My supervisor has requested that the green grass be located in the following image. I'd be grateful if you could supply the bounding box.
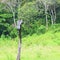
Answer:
[21,46,60,60]
[0,24,60,60]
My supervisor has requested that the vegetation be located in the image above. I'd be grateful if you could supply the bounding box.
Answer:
[0,0,60,60]
[0,25,60,60]
[0,0,60,37]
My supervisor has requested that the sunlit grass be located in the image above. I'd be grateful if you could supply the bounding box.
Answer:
[22,32,60,47]
[0,27,60,60]
[21,46,60,60]
[0,39,18,60]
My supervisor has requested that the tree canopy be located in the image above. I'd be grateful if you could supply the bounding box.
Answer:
[0,0,60,38]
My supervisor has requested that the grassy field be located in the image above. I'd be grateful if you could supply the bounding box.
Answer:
[0,25,60,60]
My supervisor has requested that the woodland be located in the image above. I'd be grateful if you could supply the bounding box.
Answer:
[0,0,60,60]
[0,0,60,38]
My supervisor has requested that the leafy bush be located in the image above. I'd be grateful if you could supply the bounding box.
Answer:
[0,11,17,38]
[50,24,60,33]
[36,25,46,34]
[18,2,45,36]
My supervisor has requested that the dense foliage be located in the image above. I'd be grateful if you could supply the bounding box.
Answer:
[0,0,60,38]
[0,3,18,38]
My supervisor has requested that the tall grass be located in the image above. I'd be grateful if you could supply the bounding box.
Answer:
[0,24,60,60]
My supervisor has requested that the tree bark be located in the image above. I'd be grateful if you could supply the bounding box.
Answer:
[51,9,54,25]
[16,26,21,60]
[45,3,48,29]
[54,5,56,24]
[13,12,16,26]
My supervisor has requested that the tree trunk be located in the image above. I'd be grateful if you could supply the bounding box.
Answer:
[45,3,48,29]
[54,5,56,24]
[16,39,21,60]
[13,12,16,26]
[51,9,54,25]
[16,26,21,60]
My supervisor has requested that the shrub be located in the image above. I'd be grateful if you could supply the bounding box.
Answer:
[36,25,46,34]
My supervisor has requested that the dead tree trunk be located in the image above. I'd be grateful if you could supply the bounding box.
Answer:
[16,26,21,60]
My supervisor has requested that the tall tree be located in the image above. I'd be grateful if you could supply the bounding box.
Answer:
[0,0,22,26]
[36,0,49,29]
[48,0,56,24]
[36,0,57,27]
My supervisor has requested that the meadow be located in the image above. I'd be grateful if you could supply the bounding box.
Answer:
[0,0,60,60]
[0,25,60,60]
